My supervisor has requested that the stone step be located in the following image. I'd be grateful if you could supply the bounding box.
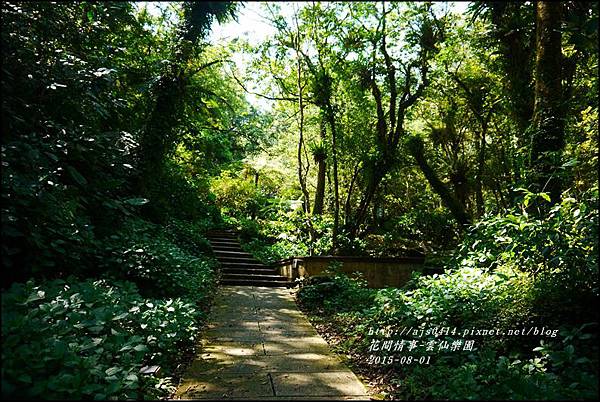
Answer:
[217,257,262,268]
[216,256,260,264]
[210,240,240,247]
[211,242,243,248]
[219,261,266,267]
[207,234,237,238]
[208,233,290,287]
[220,278,290,287]
[221,267,278,275]
[222,273,286,281]
[214,250,253,257]
[208,238,239,244]
[211,246,244,252]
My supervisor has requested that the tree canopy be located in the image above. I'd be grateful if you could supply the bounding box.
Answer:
[1,1,598,400]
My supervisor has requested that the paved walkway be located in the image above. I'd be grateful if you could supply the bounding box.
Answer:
[174,286,369,400]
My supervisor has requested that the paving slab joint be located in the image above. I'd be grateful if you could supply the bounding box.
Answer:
[267,372,276,396]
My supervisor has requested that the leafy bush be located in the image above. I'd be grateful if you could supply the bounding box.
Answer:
[298,262,375,314]
[101,218,218,300]
[1,278,202,400]
[234,207,336,263]
[368,265,533,330]
[142,162,222,224]
[382,208,458,253]
[164,219,213,257]
[210,170,265,218]
[456,189,597,275]
[297,192,599,400]
[454,188,598,326]
[402,332,598,400]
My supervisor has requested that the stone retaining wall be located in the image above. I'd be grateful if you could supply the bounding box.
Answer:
[274,255,425,288]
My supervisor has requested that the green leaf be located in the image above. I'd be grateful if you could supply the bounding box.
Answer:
[67,166,88,185]
[25,290,45,304]
[105,367,122,376]
[112,312,129,321]
[126,374,138,382]
[124,198,149,206]
[17,374,32,383]
[133,344,148,352]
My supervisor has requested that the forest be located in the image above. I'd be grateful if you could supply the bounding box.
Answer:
[1,1,598,400]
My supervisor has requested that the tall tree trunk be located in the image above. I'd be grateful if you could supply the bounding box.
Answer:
[292,11,316,254]
[448,71,493,218]
[294,28,311,215]
[408,136,471,226]
[489,2,535,134]
[343,162,362,227]
[312,118,327,215]
[530,1,564,204]
[475,124,486,218]
[325,102,340,251]
[312,159,326,215]
[350,165,386,237]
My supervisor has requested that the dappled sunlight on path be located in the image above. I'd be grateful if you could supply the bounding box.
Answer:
[174,286,368,400]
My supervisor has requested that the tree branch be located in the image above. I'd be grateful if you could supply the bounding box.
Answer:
[229,68,298,102]
[380,2,397,141]
[189,58,229,75]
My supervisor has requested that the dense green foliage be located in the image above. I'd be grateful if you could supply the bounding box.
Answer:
[2,279,199,399]
[103,218,218,300]
[0,1,245,399]
[297,193,598,399]
[2,1,598,400]
[230,1,598,257]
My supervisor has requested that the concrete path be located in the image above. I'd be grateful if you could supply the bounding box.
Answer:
[174,286,369,400]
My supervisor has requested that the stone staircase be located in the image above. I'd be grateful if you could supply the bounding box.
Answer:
[207,229,290,287]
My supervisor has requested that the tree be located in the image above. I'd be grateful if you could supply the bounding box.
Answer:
[471,2,536,134]
[344,2,444,238]
[406,136,472,226]
[311,135,327,215]
[137,2,236,220]
[529,1,565,204]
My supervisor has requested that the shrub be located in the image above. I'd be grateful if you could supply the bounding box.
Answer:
[384,208,458,252]
[298,262,375,314]
[210,170,264,218]
[163,219,213,257]
[371,266,533,329]
[454,188,598,326]
[402,337,598,400]
[234,208,335,263]
[100,218,218,300]
[1,278,202,400]
[296,191,599,400]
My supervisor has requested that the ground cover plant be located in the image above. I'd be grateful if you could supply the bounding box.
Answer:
[297,191,598,399]
[2,1,598,400]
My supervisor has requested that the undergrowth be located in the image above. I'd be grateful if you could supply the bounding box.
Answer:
[297,191,599,400]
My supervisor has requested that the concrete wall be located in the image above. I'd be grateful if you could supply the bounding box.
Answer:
[276,256,425,288]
